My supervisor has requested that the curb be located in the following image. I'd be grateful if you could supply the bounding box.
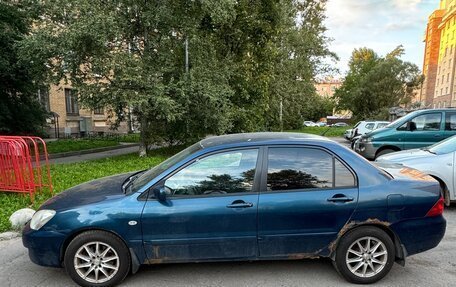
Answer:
[40,143,139,160]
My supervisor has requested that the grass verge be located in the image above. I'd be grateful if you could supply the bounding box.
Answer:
[0,146,183,232]
[45,139,120,154]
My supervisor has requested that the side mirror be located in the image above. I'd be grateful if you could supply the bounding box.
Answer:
[153,187,167,201]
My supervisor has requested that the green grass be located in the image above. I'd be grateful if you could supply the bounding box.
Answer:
[118,133,140,143]
[45,139,120,154]
[0,146,183,232]
[291,126,352,137]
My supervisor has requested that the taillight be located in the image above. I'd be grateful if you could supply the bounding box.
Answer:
[426,196,444,217]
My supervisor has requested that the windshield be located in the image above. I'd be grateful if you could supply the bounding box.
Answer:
[427,135,456,155]
[385,111,419,128]
[127,142,202,194]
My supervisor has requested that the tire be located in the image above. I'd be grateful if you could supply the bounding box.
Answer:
[64,230,131,287]
[375,149,396,159]
[333,226,395,284]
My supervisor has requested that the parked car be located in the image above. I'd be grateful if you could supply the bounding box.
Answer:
[317,121,327,127]
[303,121,318,127]
[376,135,456,206]
[351,134,362,149]
[23,133,445,286]
[345,121,390,140]
[333,122,349,127]
[355,109,456,160]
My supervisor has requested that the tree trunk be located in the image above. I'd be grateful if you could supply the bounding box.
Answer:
[139,114,147,157]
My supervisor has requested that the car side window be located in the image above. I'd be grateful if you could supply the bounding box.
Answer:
[266,147,356,192]
[335,159,356,187]
[365,123,375,130]
[164,149,258,196]
[399,113,442,131]
[445,113,456,131]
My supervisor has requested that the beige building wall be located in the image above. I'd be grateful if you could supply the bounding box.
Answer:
[42,82,130,138]
[314,79,342,98]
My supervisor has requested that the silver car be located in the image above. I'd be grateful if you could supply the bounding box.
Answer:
[376,135,456,206]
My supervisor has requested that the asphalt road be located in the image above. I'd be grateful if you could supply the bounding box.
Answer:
[0,205,455,287]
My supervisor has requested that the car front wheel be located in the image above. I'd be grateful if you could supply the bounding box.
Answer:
[64,230,131,287]
[333,226,395,284]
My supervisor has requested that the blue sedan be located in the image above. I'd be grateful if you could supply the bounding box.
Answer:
[23,133,446,286]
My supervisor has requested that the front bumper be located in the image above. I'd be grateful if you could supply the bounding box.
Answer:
[354,141,378,160]
[391,215,446,257]
[22,223,66,267]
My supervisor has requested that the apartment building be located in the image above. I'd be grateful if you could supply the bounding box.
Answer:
[37,83,131,138]
[314,78,342,98]
[420,0,456,108]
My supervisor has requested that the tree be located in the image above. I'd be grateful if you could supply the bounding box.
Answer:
[335,46,423,121]
[265,0,336,130]
[22,0,333,153]
[0,2,47,135]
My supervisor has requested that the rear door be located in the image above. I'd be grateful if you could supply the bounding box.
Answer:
[257,146,359,257]
[443,111,456,139]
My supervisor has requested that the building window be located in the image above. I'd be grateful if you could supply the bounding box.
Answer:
[94,107,104,115]
[65,88,79,115]
[37,88,50,112]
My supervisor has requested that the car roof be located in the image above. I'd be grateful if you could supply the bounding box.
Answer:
[199,132,330,148]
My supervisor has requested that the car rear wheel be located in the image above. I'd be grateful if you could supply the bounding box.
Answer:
[64,230,131,287]
[333,227,395,284]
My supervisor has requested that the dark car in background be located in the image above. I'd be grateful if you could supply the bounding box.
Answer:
[355,109,456,160]
[23,133,445,286]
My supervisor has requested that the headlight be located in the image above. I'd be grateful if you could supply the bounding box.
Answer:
[361,136,373,143]
[30,210,56,230]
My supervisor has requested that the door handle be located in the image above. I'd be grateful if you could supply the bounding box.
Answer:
[327,195,354,203]
[227,200,253,208]
[434,134,442,137]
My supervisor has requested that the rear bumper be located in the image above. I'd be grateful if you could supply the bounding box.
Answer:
[22,223,66,267]
[391,215,446,257]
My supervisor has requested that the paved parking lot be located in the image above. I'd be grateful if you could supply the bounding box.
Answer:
[1,205,455,287]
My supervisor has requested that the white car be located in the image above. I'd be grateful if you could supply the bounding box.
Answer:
[345,121,390,140]
[303,121,318,127]
[376,135,456,206]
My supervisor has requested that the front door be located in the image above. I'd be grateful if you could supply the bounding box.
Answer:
[258,146,359,257]
[398,112,443,150]
[141,148,261,262]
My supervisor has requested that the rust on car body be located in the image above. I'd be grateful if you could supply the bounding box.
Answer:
[328,218,391,253]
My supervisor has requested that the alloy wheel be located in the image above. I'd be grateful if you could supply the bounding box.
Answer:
[345,236,388,278]
[73,241,120,284]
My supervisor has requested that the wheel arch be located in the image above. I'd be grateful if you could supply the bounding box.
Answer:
[375,145,401,158]
[330,222,406,265]
[59,227,141,273]
[428,174,451,206]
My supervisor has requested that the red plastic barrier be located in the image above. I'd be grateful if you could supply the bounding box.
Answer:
[0,136,53,201]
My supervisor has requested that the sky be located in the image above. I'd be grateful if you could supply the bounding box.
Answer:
[324,0,438,75]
